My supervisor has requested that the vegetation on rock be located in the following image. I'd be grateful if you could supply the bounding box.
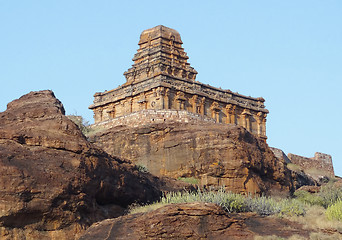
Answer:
[294,182,342,208]
[130,188,306,217]
[326,200,342,221]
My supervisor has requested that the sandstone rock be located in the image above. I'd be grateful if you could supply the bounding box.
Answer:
[79,202,310,240]
[0,91,164,239]
[90,122,293,194]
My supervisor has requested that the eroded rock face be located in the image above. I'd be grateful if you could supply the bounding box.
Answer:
[90,122,293,194]
[79,202,310,240]
[0,91,163,239]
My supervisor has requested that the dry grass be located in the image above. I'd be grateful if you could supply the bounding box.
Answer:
[284,205,342,233]
[254,235,307,240]
[286,163,303,172]
[128,202,165,214]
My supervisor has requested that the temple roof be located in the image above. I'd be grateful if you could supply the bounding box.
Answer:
[138,25,183,45]
[123,25,197,85]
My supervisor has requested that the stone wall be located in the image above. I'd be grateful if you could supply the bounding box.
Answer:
[91,109,216,129]
[287,152,334,177]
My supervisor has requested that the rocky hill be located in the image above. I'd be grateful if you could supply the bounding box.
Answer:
[0,90,179,239]
[1,90,338,240]
[89,121,293,195]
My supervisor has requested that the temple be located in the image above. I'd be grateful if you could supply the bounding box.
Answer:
[89,25,269,140]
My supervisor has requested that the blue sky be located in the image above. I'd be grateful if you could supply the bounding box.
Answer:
[1,1,341,176]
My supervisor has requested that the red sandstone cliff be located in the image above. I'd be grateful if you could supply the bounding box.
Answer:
[90,121,294,195]
[0,91,166,239]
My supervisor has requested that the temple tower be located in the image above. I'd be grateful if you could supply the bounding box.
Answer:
[123,25,198,85]
[89,25,269,140]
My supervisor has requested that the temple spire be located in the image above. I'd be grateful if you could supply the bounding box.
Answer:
[123,25,197,85]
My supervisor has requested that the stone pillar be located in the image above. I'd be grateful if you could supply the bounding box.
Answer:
[256,112,267,139]
[94,109,103,123]
[210,102,221,123]
[241,109,252,131]
[262,117,267,137]
[176,91,186,110]
[225,104,236,124]
[161,87,165,109]
[128,97,133,113]
[256,112,264,136]
[190,95,198,113]
[108,104,116,119]
[200,97,205,115]
[164,88,170,109]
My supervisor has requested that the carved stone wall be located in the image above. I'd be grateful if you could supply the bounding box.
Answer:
[89,25,269,140]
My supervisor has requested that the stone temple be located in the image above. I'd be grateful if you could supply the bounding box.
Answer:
[89,25,269,140]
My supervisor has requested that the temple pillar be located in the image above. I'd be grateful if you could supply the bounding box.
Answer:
[241,109,252,131]
[256,112,267,138]
[200,97,205,115]
[210,102,221,122]
[190,95,198,113]
[128,97,133,113]
[138,92,147,110]
[176,91,186,110]
[94,109,103,123]
[164,88,170,109]
[225,104,236,124]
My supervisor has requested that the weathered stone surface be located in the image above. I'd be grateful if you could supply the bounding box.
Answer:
[89,25,268,140]
[90,121,293,194]
[0,91,164,239]
[288,152,335,178]
[79,202,310,240]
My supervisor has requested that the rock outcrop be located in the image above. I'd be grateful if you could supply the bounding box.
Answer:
[0,91,164,239]
[79,202,310,240]
[90,122,293,194]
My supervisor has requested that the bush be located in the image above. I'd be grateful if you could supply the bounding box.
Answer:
[136,164,149,173]
[319,184,342,208]
[326,200,342,221]
[294,184,342,208]
[67,115,91,136]
[153,188,305,216]
[294,190,324,206]
[177,177,199,185]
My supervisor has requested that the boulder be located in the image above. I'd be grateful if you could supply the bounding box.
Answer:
[90,122,293,194]
[0,91,163,239]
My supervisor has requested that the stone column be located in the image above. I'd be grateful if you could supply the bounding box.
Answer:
[225,104,236,124]
[94,109,103,123]
[256,112,263,136]
[127,97,133,113]
[176,91,186,110]
[241,109,251,131]
[210,102,221,123]
[257,112,267,137]
[164,88,170,109]
[190,95,198,113]
[200,97,205,115]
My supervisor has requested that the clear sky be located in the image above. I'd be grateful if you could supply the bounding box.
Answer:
[1,1,341,176]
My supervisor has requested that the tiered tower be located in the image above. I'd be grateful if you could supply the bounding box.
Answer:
[123,25,198,85]
[89,25,269,140]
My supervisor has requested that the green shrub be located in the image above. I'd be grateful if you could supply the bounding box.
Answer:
[294,190,324,206]
[157,188,305,216]
[67,115,91,136]
[177,177,199,185]
[319,184,342,208]
[294,184,342,208]
[136,164,149,173]
[326,200,342,221]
